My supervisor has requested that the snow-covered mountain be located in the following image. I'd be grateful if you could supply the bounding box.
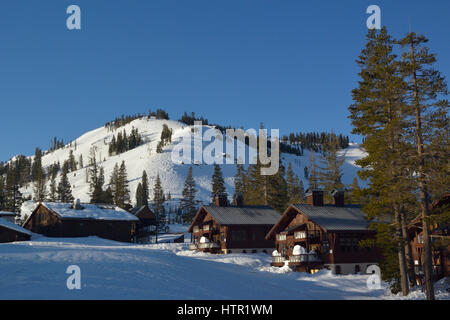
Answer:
[15,117,366,213]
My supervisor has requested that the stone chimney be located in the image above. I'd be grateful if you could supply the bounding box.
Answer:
[306,188,324,206]
[215,193,228,207]
[331,189,345,207]
[235,193,244,207]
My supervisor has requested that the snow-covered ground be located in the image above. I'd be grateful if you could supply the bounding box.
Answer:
[12,117,367,221]
[1,236,447,300]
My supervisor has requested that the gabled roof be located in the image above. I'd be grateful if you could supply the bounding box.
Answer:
[130,205,156,220]
[188,205,280,232]
[32,202,139,222]
[0,218,32,236]
[292,204,369,231]
[266,204,370,239]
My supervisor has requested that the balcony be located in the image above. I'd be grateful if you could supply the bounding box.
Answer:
[294,230,321,243]
[288,254,322,266]
[197,242,220,249]
[271,256,286,267]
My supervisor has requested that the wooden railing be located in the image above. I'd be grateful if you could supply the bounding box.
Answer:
[289,254,322,263]
[197,242,220,249]
[272,256,286,264]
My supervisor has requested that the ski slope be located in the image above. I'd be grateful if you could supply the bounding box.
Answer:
[12,117,367,219]
[0,236,448,300]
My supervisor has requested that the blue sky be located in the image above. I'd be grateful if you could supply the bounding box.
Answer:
[0,0,449,161]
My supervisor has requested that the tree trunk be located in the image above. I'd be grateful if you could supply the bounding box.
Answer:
[400,208,416,287]
[395,208,409,296]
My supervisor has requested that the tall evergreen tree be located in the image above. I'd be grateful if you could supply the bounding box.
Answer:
[57,169,74,203]
[308,151,319,189]
[232,164,245,204]
[211,164,227,202]
[318,139,345,203]
[33,164,47,202]
[141,170,149,206]
[181,167,197,221]
[349,27,412,295]
[398,32,449,300]
[135,183,144,207]
[152,173,166,223]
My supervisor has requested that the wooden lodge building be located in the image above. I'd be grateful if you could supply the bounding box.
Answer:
[130,205,157,244]
[23,200,139,243]
[188,194,280,254]
[266,189,381,274]
[0,217,32,243]
[408,193,450,281]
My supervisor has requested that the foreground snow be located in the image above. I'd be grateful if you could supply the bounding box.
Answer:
[0,237,448,300]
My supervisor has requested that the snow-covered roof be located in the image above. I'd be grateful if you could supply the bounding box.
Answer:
[0,218,32,236]
[0,211,15,216]
[40,202,139,221]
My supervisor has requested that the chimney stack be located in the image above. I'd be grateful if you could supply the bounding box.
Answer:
[331,189,345,207]
[215,193,228,207]
[306,189,324,206]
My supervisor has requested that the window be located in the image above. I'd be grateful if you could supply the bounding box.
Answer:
[355,265,360,274]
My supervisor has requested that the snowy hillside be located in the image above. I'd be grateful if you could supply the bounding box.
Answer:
[14,117,366,217]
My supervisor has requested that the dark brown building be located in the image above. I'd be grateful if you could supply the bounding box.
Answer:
[0,218,31,243]
[23,201,138,243]
[408,193,450,281]
[188,195,279,254]
[266,189,381,274]
[130,205,157,244]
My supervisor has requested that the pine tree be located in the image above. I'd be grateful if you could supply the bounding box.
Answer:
[350,177,361,205]
[232,164,245,204]
[318,139,345,203]
[57,169,74,203]
[181,167,198,221]
[112,161,131,209]
[153,173,166,223]
[398,32,449,300]
[211,164,227,202]
[135,183,144,207]
[349,27,412,295]
[141,170,149,206]
[48,176,58,202]
[32,164,47,202]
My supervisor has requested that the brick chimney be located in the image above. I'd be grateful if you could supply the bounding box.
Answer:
[215,193,228,207]
[235,193,244,207]
[331,189,345,207]
[306,189,324,206]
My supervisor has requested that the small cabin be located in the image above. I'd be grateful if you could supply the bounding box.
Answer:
[0,211,16,223]
[130,205,157,244]
[266,189,381,274]
[188,194,279,254]
[0,218,31,243]
[23,200,139,243]
[408,193,449,281]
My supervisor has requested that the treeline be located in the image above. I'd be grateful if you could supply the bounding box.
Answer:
[104,109,170,131]
[282,132,350,153]
[349,27,449,299]
[108,128,143,156]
